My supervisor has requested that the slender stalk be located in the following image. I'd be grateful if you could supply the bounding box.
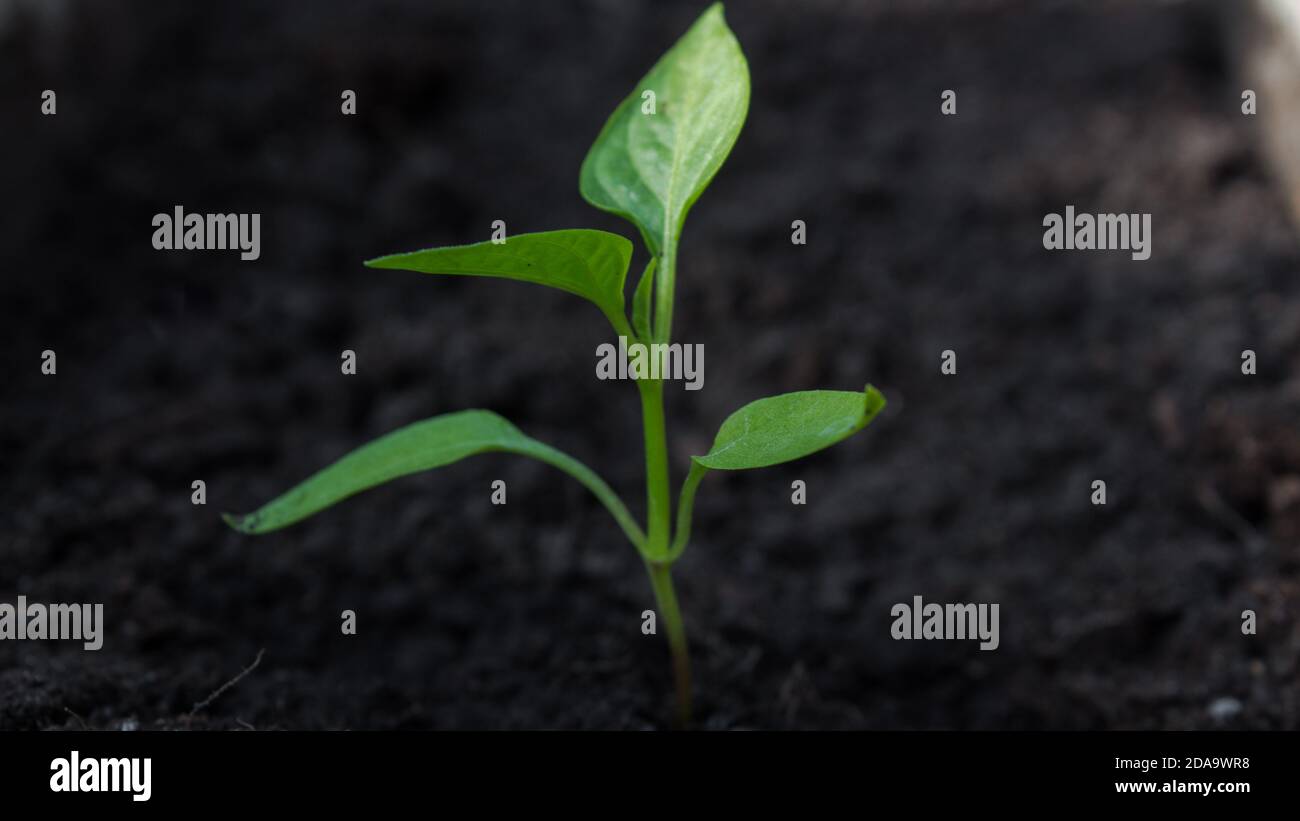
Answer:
[637,240,691,724]
[518,439,646,552]
[653,239,677,343]
[636,368,690,723]
[646,559,691,727]
[602,306,637,344]
[637,378,672,558]
[666,461,707,561]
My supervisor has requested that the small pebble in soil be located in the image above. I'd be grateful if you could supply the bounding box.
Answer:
[1207,697,1243,722]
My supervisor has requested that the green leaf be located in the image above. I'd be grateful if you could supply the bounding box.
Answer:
[693,385,886,471]
[224,410,645,550]
[365,229,634,334]
[632,256,656,341]
[580,2,749,259]
[665,385,886,560]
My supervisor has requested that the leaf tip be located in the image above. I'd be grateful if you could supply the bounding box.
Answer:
[703,2,739,37]
[863,384,887,423]
[222,512,257,534]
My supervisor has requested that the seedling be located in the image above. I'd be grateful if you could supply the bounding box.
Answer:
[224,3,886,726]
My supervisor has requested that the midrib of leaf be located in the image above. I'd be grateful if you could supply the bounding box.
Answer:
[654,84,688,343]
[648,37,739,342]
[330,437,508,489]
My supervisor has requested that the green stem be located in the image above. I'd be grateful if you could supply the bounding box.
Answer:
[666,461,708,561]
[653,238,676,343]
[638,369,689,724]
[519,440,646,552]
[602,306,637,345]
[637,378,672,559]
[638,240,688,724]
[646,559,691,727]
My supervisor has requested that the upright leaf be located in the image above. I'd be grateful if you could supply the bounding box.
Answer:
[631,256,656,341]
[694,385,886,471]
[224,410,645,550]
[365,229,634,334]
[580,2,749,257]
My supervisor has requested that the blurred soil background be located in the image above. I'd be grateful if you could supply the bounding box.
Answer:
[1,0,1298,728]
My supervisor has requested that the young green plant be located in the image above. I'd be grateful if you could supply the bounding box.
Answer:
[224,3,886,726]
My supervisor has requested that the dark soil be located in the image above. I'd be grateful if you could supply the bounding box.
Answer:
[2,0,1298,729]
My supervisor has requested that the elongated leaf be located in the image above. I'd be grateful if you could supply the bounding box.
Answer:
[632,256,656,341]
[694,385,886,470]
[580,3,749,258]
[365,229,633,332]
[223,410,645,549]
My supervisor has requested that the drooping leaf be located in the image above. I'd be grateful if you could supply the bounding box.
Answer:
[365,229,634,333]
[693,385,886,471]
[223,410,645,549]
[580,3,749,258]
